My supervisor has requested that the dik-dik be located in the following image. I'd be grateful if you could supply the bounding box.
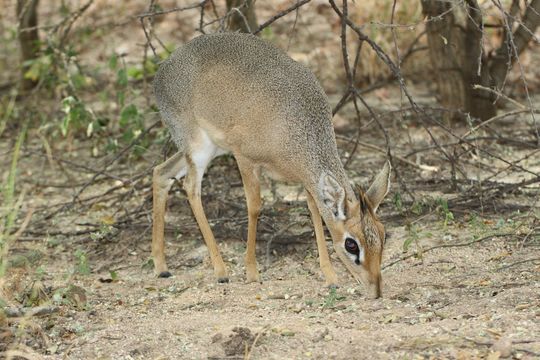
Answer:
[152,33,391,298]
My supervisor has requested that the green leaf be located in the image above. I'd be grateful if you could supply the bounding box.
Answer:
[120,104,138,126]
[109,270,118,281]
[127,66,143,80]
[403,236,413,252]
[117,68,128,87]
[23,61,41,81]
[74,249,90,275]
[393,192,403,211]
[108,53,118,70]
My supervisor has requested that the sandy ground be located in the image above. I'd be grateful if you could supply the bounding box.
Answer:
[29,215,540,359]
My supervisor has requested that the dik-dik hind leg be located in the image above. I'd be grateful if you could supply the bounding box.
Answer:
[152,152,187,278]
[236,157,261,283]
[306,191,339,286]
[184,156,228,282]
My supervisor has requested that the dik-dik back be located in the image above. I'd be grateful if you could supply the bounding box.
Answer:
[153,33,343,185]
[152,33,391,298]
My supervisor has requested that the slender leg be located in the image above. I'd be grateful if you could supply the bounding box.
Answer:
[152,152,187,277]
[306,190,339,286]
[184,156,228,282]
[237,157,261,283]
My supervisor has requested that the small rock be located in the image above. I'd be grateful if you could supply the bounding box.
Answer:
[211,333,223,343]
[281,329,295,336]
[312,327,329,342]
[492,337,512,358]
[487,351,501,360]
[268,293,285,299]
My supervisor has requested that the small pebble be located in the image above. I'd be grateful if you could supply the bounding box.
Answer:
[281,329,295,336]
[268,293,285,300]
[492,337,512,358]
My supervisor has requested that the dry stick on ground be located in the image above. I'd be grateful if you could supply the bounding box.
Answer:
[382,233,516,270]
[245,326,270,360]
[27,149,128,183]
[472,84,528,110]
[335,134,434,171]
[10,207,33,242]
[437,325,540,357]
[67,173,148,212]
[69,120,160,205]
[464,109,540,137]
[40,154,153,221]
[450,177,540,212]
[481,148,540,184]
[497,257,540,271]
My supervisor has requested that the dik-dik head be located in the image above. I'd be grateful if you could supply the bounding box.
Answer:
[320,162,391,298]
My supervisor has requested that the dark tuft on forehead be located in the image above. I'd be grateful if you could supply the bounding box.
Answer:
[355,184,375,216]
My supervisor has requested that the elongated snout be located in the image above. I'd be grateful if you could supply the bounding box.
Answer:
[369,273,382,299]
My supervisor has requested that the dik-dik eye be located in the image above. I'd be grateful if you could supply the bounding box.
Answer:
[345,237,359,255]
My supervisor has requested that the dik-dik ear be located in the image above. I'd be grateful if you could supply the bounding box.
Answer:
[366,161,391,213]
[319,173,345,221]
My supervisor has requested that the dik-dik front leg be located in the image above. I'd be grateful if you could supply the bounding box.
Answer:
[236,157,261,283]
[306,191,339,286]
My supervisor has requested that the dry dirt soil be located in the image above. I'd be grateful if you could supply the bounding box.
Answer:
[4,190,540,360]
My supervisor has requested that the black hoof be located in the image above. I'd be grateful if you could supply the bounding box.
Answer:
[158,271,172,278]
[217,277,229,283]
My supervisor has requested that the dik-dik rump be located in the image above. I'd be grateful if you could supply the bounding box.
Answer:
[151,33,391,298]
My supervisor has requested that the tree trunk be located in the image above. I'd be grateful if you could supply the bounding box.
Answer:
[421,0,496,121]
[489,0,540,89]
[422,0,540,121]
[226,0,258,33]
[17,0,40,91]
